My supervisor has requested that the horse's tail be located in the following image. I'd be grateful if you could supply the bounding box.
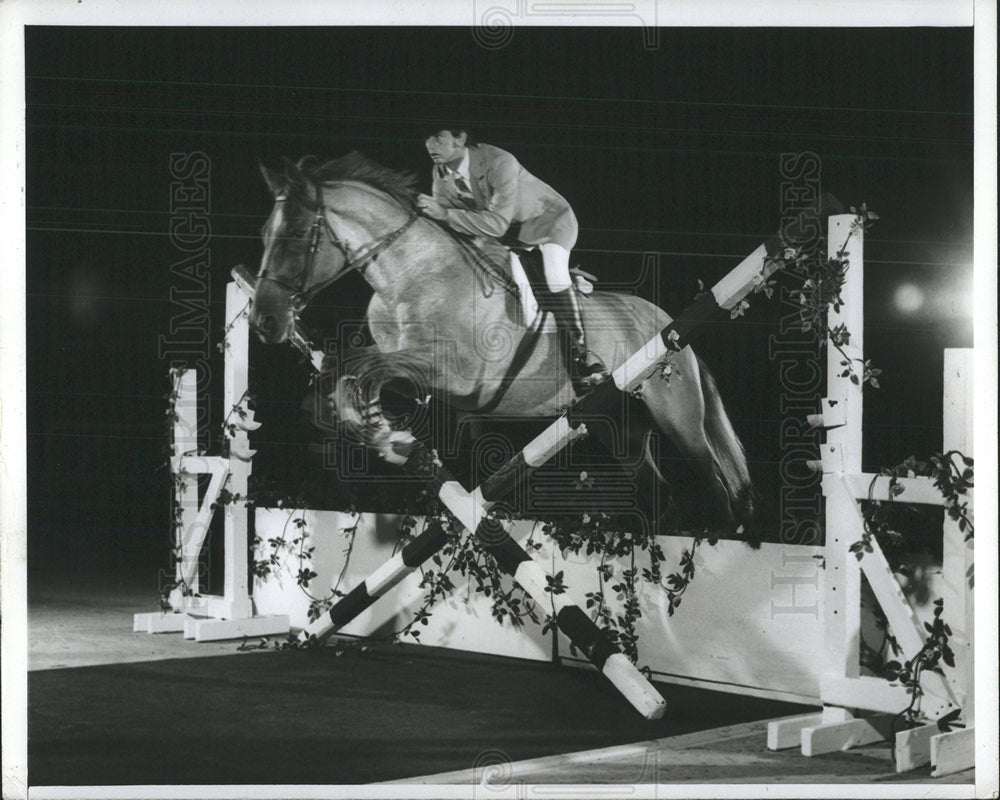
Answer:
[642,428,669,488]
[697,357,756,526]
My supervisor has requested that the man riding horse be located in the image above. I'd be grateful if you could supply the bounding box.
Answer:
[251,151,758,531]
[416,127,608,393]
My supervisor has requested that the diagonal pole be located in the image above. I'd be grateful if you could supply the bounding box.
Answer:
[466,241,786,507]
[300,519,450,639]
[268,239,789,718]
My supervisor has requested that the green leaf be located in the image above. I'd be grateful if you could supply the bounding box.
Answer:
[936,708,962,731]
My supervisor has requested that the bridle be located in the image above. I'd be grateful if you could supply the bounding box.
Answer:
[256,188,419,311]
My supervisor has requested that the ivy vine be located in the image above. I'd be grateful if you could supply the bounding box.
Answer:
[787,204,882,388]
[852,452,975,566]
[161,369,199,608]
[862,596,965,759]
[393,510,545,644]
[853,449,974,731]
[163,204,972,737]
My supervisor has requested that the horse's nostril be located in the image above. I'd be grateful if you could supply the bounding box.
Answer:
[258,315,277,335]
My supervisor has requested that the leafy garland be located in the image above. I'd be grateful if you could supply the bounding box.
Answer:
[250,502,550,649]
[785,204,882,390]
[851,449,974,729]
[393,507,545,643]
[651,206,881,392]
[861,597,966,756]
[253,510,323,606]
[165,206,972,730]
[249,481,721,672]
[161,368,200,609]
[851,452,975,564]
[166,209,880,653]
[540,509,719,667]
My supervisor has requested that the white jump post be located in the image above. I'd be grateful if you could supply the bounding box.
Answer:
[767,217,975,777]
[933,348,975,775]
[169,368,228,601]
[133,214,974,748]
[133,281,291,641]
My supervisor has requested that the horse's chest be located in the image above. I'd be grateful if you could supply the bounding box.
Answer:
[368,300,419,351]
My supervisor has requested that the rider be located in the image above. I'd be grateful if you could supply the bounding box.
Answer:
[416,126,608,392]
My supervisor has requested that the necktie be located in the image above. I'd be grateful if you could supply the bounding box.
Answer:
[453,173,474,203]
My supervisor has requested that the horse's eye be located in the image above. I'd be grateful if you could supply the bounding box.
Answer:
[283,228,305,240]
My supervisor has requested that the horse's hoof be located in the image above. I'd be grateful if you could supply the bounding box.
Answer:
[377,430,418,465]
[571,371,610,396]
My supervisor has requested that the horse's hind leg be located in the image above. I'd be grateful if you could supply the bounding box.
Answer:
[615,398,675,535]
[639,350,739,531]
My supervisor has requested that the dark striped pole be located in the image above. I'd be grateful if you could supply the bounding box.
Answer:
[474,515,668,719]
[298,437,668,718]
[476,242,784,506]
[242,240,787,718]
[299,520,449,642]
[404,445,669,719]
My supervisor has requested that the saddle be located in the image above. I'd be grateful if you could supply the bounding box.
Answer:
[449,229,595,326]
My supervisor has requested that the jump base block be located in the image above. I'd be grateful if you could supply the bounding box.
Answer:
[182,614,290,642]
[132,611,189,634]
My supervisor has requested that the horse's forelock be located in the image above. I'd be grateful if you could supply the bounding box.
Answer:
[273,157,321,209]
[287,151,418,211]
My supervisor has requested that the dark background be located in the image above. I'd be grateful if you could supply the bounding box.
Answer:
[25,26,973,571]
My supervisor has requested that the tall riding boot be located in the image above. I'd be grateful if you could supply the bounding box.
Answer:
[550,288,609,393]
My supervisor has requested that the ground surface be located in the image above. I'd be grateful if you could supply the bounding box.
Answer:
[24,569,977,791]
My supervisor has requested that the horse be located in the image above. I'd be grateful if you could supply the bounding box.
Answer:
[250,153,755,532]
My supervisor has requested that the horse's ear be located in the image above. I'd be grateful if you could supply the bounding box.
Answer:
[260,161,287,197]
[282,156,305,184]
[281,156,315,199]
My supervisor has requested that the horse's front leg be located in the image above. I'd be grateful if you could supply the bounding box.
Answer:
[328,372,421,466]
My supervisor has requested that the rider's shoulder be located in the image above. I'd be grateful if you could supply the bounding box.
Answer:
[473,143,519,170]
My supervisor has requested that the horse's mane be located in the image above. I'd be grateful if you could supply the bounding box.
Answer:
[287,152,419,211]
[274,151,518,298]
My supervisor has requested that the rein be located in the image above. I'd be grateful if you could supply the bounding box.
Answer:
[257,191,418,310]
[257,180,519,312]
[439,223,520,299]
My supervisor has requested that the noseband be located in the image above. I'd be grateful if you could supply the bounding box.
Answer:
[257,191,418,311]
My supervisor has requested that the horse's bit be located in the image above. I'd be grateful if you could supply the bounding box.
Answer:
[257,192,418,311]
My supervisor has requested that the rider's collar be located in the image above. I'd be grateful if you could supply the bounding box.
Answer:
[446,148,471,182]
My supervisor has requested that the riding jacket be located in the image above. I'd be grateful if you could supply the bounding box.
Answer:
[431,143,578,250]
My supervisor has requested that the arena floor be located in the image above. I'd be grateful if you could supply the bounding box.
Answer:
[26,569,976,792]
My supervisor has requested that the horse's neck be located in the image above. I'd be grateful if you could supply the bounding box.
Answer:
[363,216,477,307]
[325,184,521,364]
